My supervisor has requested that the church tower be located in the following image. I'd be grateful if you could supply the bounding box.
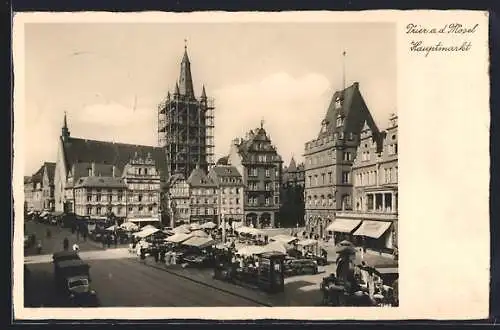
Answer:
[62,111,70,142]
[157,42,215,179]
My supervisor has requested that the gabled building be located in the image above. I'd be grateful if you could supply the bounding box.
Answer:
[227,122,283,228]
[208,165,245,226]
[335,114,398,253]
[303,82,381,239]
[54,113,169,225]
[157,45,215,179]
[167,172,191,227]
[280,157,305,227]
[25,162,57,212]
[187,164,218,224]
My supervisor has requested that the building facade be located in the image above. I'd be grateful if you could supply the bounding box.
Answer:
[122,152,162,224]
[208,165,245,226]
[335,114,398,252]
[187,165,218,224]
[73,176,128,219]
[157,45,215,179]
[25,162,56,212]
[280,157,306,227]
[167,173,191,226]
[303,82,382,239]
[54,113,168,225]
[227,123,283,228]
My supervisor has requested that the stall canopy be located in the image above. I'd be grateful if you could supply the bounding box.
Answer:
[353,221,392,239]
[133,227,159,238]
[182,237,216,249]
[201,221,217,229]
[120,222,139,231]
[172,224,192,234]
[190,229,209,238]
[270,235,299,245]
[326,219,362,233]
[190,223,202,231]
[236,226,263,236]
[105,225,117,231]
[237,245,266,257]
[296,239,318,247]
[141,225,158,231]
[166,233,193,243]
[264,241,287,254]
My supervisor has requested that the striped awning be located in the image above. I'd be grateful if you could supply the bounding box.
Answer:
[353,221,392,239]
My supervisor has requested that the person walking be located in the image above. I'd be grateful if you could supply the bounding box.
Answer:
[114,233,118,248]
[36,240,43,254]
[82,230,87,242]
[63,237,69,251]
[101,236,106,249]
[107,234,111,248]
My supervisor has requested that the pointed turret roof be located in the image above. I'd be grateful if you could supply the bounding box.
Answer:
[174,82,180,95]
[63,111,68,129]
[178,45,194,98]
[288,157,297,172]
[201,85,207,99]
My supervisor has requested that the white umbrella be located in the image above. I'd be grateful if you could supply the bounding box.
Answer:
[120,222,139,231]
[264,241,287,254]
[237,245,266,257]
[190,223,202,231]
[201,221,217,229]
[141,224,157,231]
[172,225,191,234]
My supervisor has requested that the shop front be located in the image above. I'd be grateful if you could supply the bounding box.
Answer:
[325,219,362,245]
[352,220,394,252]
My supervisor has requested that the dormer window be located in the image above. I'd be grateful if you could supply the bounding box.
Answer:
[335,96,342,109]
[336,114,344,127]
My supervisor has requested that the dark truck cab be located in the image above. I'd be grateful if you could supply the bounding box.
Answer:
[52,251,98,306]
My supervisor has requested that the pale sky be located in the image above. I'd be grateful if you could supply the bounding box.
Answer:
[23,22,396,176]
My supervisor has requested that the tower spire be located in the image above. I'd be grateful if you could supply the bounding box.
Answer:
[179,39,194,97]
[62,111,70,142]
[342,50,346,90]
[201,85,207,100]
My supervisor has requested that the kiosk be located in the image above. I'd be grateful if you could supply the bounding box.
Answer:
[257,251,286,293]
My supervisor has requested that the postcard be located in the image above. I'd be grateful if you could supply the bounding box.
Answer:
[12,10,490,320]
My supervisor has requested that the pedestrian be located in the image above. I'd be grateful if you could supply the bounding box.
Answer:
[83,230,87,242]
[63,237,69,251]
[101,236,106,249]
[46,228,51,239]
[153,247,159,263]
[140,247,146,263]
[107,235,111,248]
[36,240,42,254]
[76,229,80,241]
[114,234,118,248]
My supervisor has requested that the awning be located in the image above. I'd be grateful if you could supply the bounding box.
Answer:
[133,228,159,238]
[326,219,362,233]
[141,225,158,231]
[166,233,193,243]
[237,245,266,256]
[182,237,216,249]
[269,235,299,244]
[353,221,392,239]
[201,221,217,229]
[120,222,139,231]
[171,224,191,234]
[263,241,287,254]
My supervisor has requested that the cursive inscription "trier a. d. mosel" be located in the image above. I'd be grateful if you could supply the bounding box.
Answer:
[406,23,479,34]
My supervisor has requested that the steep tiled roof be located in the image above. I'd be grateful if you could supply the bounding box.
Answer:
[187,166,216,187]
[209,165,241,178]
[287,157,297,172]
[216,156,229,165]
[321,82,380,138]
[32,165,44,185]
[236,127,281,163]
[24,176,32,184]
[44,162,56,183]
[70,162,118,182]
[74,176,127,189]
[61,137,168,182]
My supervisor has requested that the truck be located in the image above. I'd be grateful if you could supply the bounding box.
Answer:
[52,251,98,306]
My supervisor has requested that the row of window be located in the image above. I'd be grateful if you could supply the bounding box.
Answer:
[247,182,275,191]
[248,168,279,178]
[78,205,157,216]
[307,171,351,186]
[247,196,279,206]
[78,193,159,203]
[221,187,241,194]
[191,188,216,195]
[354,166,398,186]
[127,183,161,191]
[191,198,217,205]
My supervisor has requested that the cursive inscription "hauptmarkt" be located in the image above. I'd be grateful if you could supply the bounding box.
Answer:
[406,23,478,57]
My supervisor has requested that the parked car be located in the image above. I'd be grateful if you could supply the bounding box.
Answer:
[284,258,319,276]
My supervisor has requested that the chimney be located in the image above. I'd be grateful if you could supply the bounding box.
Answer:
[91,162,96,176]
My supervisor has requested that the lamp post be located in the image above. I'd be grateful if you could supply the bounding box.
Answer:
[221,212,226,243]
